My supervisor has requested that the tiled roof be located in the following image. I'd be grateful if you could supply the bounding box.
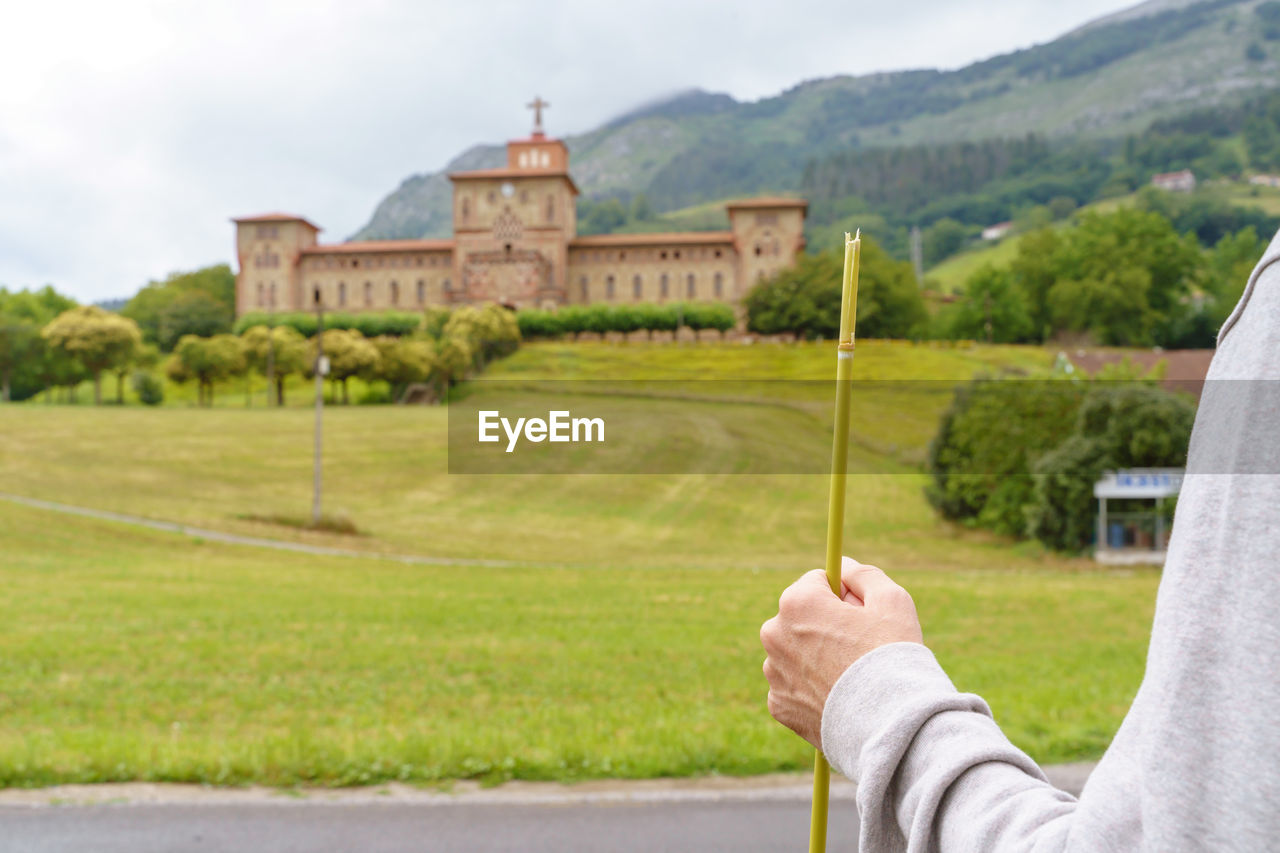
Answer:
[569,231,735,248]
[232,212,322,230]
[724,197,808,210]
[300,239,454,255]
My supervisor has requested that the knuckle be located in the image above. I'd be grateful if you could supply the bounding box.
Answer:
[885,584,916,611]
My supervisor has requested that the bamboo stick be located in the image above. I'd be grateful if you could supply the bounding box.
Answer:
[809,229,861,853]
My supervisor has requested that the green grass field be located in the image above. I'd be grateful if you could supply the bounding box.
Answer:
[0,340,1159,785]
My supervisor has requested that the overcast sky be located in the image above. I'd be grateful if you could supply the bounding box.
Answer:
[0,0,1143,303]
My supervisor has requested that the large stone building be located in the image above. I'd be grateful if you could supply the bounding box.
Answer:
[232,102,807,317]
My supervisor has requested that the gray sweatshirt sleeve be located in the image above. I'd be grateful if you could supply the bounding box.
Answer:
[820,228,1280,853]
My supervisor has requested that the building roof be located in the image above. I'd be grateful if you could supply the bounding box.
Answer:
[724,196,808,210]
[299,239,454,255]
[232,212,321,230]
[1152,169,1195,181]
[448,167,580,194]
[569,231,736,249]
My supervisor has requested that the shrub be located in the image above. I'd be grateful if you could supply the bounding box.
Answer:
[1025,385,1195,551]
[517,309,565,339]
[926,378,1088,536]
[130,369,165,406]
[234,311,422,338]
[558,306,590,340]
[683,303,736,338]
[636,304,678,338]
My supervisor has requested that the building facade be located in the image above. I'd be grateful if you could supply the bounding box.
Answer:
[232,111,807,317]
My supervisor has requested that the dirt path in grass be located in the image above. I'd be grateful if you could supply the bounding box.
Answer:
[0,492,524,569]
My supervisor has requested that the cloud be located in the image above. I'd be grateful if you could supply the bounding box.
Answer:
[0,0,1135,302]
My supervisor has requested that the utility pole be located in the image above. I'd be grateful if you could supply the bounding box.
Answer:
[312,289,326,526]
[910,225,924,287]
[984,291,994,344]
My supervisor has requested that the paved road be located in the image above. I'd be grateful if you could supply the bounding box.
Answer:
[0,765,1094,853]
[1,798,860,853]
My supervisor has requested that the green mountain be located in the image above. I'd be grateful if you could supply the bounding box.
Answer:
[352,0,1279,241]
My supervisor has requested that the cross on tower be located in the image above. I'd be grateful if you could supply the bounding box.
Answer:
[527,96,550,135]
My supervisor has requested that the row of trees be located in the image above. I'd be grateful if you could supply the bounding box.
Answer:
[0,297,520,407]
[167,303,520,406]
[516,302,736,340]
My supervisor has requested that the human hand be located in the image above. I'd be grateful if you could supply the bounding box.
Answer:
[760,557,924,749]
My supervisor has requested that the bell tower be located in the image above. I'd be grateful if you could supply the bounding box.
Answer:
[448,98,579,308]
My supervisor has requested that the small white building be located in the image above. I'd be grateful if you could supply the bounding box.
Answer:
[1249,174,1280,189]
[1151,169,1196,192]
[1094,468,1183,565]
[981,221,1014,241]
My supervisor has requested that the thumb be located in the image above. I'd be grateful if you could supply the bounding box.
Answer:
[803,567,841,595]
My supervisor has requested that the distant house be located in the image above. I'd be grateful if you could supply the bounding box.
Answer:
[981,221,1014,241]
[1249,174,1280,189]
[1151,169,1196,192]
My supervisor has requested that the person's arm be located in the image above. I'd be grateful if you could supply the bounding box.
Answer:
[761,560,1078,852]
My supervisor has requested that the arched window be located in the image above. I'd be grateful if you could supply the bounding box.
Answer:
[256,282,264,304]
[269,282,277,307]
[461,197,470,223]
[546,195,555,223]
[606,275,615,300]
[364,281,373,306]
[660,274,669,299]
[390,280,399,305]
[580,276,589,301]
[687,274,696,298]
[714,272,724,298]
[313,285,322,306]
[416,279,425,304]
[338,282,347,306]
[633,275,642,300]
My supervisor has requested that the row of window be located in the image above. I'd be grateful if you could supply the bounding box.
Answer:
[254,225,280,239]
[582,272,725,302]
[574,247,727,264]
[305,278,453,309]
[254,252,282,269]
[306,254,448,271]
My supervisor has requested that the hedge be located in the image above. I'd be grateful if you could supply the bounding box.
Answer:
[516,302,737,340]
[233,311,423,338]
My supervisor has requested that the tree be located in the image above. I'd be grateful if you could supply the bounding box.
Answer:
[1026,384,1195,551]
[157,290,234,350]
[309,329,379,404]
[123,265,235,350]
[630,193,653,222]
[371,336,434,402]
[0,315,40,402]
[112,341,159,404]
[42,306,143,405]
[922,218,971,267]
[241,325,307,405]
[169,334,246,406]
[745,236,926,340]
[1205,226,1269,331]
[429,333,473,398]
[948,265,1034,343]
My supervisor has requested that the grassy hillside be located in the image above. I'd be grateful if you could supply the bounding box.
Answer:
[3,341,1053,571]
[353,0,1278,241]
